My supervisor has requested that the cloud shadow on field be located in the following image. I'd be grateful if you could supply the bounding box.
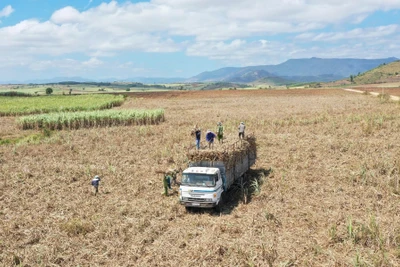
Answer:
[185,167,272,216]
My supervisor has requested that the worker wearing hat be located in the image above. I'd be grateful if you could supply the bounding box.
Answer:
[91,175,101,195]
[238,122,245,140]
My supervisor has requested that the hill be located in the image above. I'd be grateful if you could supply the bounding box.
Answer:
[353,60,400,84]
[217,69,293,85]
[188,57,398,83]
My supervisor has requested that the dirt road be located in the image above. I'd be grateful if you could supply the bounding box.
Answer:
[344,88,400,101]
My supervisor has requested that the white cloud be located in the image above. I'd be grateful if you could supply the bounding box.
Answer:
[0,57,150,80]
[187,39,299,65]
[28,59,78,72]
[296,25,400,42]
[2,1,400,55]
[0,5,14,17]
[186,34,400,67]
[82,57,103,67]
[154,0,400,26]
[51,6,82,24]
[2,0,399,57]
[0,0,400,78]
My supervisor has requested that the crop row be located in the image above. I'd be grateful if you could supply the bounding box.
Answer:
[0,94,125,116]
[18,109,165,130]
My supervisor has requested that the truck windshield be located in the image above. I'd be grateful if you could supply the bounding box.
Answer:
[181,173,216,187]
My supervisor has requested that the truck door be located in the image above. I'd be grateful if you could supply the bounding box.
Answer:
[216,171,223,197]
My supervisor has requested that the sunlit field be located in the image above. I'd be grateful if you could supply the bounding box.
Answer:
[1,89,400,266]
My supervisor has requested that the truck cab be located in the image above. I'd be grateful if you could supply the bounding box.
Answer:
[179,167,224,208]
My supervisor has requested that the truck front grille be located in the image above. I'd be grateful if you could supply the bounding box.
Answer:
[188,198,207,202]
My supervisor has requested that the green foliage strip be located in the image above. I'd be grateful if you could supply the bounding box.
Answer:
[0,94,125,116]
[18,109,165,130]
[0,91,33,97]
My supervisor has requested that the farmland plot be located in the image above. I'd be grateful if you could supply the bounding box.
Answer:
[0,89,399,266]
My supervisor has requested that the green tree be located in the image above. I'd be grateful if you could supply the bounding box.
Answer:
[46,87,53,95]
[350,75,354,83]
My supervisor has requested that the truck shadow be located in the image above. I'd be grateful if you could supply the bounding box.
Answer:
[185,167,272,216]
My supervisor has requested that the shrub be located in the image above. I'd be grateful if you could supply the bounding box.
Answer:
[60,219,95,236]
[46,87,53,95]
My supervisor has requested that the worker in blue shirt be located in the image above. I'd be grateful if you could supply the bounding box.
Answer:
[205,130,217,149]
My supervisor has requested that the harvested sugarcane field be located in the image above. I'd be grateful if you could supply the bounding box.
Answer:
[1,88,400,266]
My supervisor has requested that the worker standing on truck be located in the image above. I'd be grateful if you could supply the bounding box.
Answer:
[91,175,101,196]
[238,122,245,139]
[191,125,201,150]
[217,122,224,144]
[163,172,172,196]
[205,130,217,149]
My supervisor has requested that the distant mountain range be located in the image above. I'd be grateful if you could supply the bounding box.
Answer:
[188,57,399,84]
[1,57,398,85]
[0,76,185,85]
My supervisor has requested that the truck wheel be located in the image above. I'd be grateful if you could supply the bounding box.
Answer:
[215,192,225,212]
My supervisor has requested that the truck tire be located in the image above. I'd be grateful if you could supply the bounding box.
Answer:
[215,192,225,212]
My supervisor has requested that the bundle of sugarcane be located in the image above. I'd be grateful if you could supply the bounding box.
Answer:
[187,135,256,166]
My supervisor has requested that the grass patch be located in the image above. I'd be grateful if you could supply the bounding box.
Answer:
[60,219,95,236]
[0,128,56,146]
[347,216,383,248]
[378,93,391,103]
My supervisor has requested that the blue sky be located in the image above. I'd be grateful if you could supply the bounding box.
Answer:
[0,0,399,82]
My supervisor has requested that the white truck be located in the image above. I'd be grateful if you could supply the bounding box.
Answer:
[179,135,256,209]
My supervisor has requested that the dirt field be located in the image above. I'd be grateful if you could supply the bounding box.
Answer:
[1,89,400,266]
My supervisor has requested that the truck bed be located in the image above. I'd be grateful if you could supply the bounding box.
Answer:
[187,135,256,190]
